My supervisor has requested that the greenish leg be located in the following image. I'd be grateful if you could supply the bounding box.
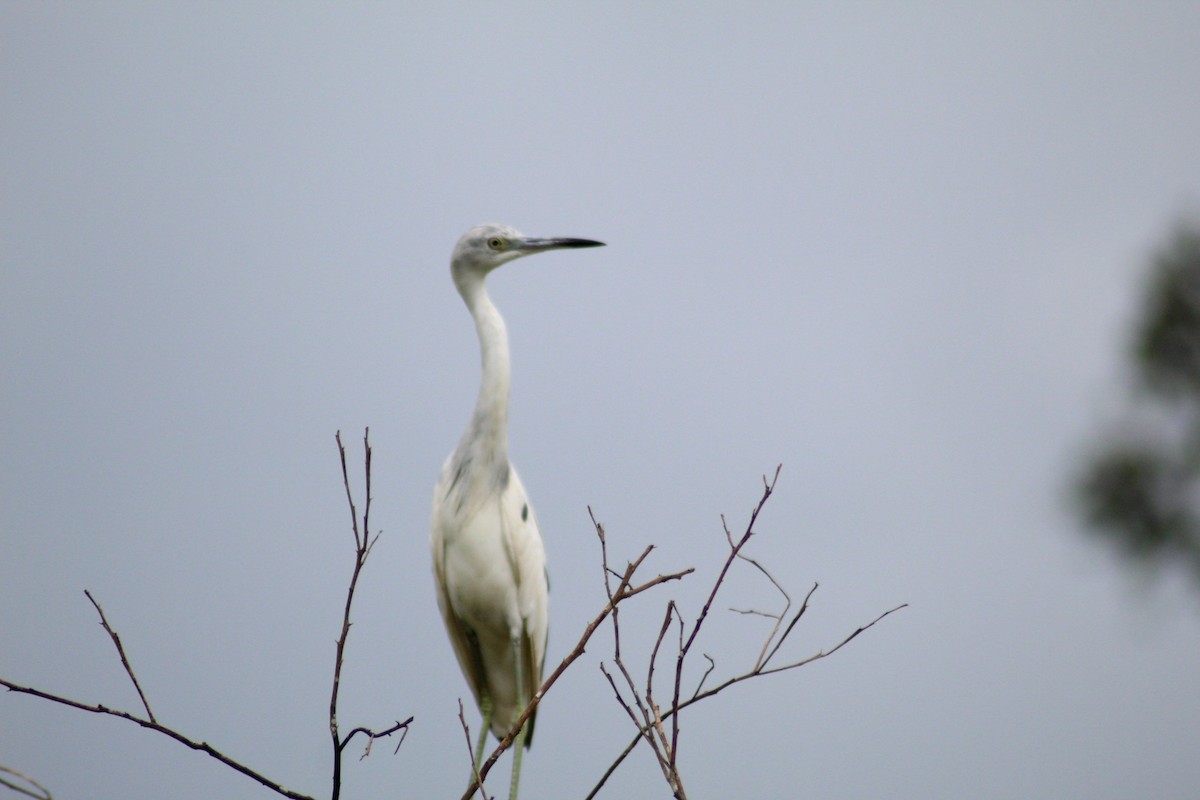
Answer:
[509,713,528,800]
[509,638,528,800]
[474,692,493,773]
[466,630,492,791]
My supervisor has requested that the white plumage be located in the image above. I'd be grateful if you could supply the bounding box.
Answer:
[430,223,604,800]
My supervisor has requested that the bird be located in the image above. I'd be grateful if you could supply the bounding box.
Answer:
[431,223,605,800]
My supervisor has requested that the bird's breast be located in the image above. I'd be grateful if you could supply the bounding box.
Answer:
[439,508,519,627]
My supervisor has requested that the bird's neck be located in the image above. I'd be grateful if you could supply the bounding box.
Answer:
[459,279,511,470]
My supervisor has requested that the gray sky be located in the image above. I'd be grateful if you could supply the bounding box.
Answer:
[4,4,1200,799]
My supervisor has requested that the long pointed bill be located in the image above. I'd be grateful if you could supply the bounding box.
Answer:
[516,237,606,253]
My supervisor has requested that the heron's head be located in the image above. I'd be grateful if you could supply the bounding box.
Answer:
[451,223,605,288]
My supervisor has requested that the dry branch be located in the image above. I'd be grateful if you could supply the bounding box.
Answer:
[1,428,408,800]
[586,467,907,799]
[329,429,403,800]
[2,442,902,800]
[457,699,490,800]
[83,590,155,722]
[0,766,51,800]
[457,515,693,800]
[0,677,315,800]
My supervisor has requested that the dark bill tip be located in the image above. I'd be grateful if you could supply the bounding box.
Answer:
[521,237,606,251]
[554,237,606,248]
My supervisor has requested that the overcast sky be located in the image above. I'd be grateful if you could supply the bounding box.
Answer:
[4,4,1200,799]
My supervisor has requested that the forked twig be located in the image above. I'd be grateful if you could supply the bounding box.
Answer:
[691,654,716,701]
[588,592,906,798]
[341,717,413,760]
[0,766,52,800]
[0,677,316,800]
[729,551,792,670]
[586,467,907,799]
[457,699,489,800]
[458,514,693,800]
[330,429,409,799]
[1,428,410,800]
[83,590,155,723]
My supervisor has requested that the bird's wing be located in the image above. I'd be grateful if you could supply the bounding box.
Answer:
[431,483,488,711]
[520,625,540,745]
[501,467,550,746]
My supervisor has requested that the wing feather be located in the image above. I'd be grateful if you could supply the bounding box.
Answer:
[431,487,488,711]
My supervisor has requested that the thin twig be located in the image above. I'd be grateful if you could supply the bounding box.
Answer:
[0,678,315,800]
[0,765,51,800]
[681,466,780,660]
[597,516,689,799]
[458,515,691,800]
[340,717,413,760]
[599,515,672,786]
[586,730,640,800]
[731,552,791,670]
[330,431,360,800]
[643,601,685,795]
[729,607,782,623]
[0,428,409,800]
[668,606,685,786]
[83,590,155,723]
[457,699,488,800]
[329,429,404,800]
[761,582,819,669]
[336,430,361,551]
[592,507,623,665]
[691,654,716,701]
[599,663,667,774]
[645,601,676,712]
[752,603,908,678]
[666,468,780,796]
[586,467,907,800]
[585,599,907,799]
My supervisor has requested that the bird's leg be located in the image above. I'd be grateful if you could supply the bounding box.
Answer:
[474,690,493,772]
[509,634,528,800]
[509,713,528,800]
[465,629,493,777]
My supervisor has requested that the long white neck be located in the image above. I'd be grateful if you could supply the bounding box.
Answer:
[456,275,511,473]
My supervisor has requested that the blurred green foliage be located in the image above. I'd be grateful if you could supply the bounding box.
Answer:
[1077,223,1200,584]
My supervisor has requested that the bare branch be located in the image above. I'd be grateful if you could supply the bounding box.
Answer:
[458,511,691,800]
[668,606,685,783]
[729,607,781,619]
[82,590,155,723]
[753,603,908,678]
[681,465,780,660]
[646,601,676,707]
[585,733,639,800]
[0,678,315,800]
[691,654,716,701]
[0,765,51,800]
[457,700,489,800]
[621,568,697,600]
[329,429,408,800]
[340,717,413,760]
[599,663,662,766]
[761,582,819,669]
[335,430,360,551]
[1,429,408,800]
[730,552,791,671]
[596,510,679,793]
[587,467,906,800]
[587,597,907,798]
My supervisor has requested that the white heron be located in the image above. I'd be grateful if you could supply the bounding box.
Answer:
[431,223,604,799]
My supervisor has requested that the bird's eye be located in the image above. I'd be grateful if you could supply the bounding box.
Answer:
[487,237,504,250]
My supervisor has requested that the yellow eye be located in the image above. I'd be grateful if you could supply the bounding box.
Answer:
[487,237,504,250]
